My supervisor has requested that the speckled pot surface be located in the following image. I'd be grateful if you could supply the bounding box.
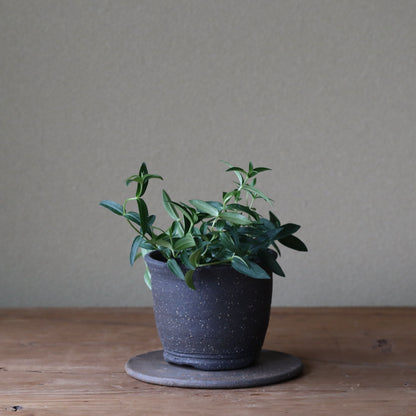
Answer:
[145,251,273,371]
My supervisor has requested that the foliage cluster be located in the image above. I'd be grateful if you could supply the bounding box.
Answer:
[100,162,307,289]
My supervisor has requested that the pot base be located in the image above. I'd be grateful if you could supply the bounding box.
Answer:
[163,349,256,371]
[125,350,302,389]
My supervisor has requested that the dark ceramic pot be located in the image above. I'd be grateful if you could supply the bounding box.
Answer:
[145,251,273,371]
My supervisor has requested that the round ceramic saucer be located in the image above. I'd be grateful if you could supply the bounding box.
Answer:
[125,350,302,389]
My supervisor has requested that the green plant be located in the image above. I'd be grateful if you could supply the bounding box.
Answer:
[100,161,307,289]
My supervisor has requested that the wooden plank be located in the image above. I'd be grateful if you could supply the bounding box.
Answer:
[0,308,415,415]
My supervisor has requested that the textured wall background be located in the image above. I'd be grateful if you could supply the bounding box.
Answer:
[1,0,415,307]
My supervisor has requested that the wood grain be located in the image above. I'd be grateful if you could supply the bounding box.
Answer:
[0,308,414,415]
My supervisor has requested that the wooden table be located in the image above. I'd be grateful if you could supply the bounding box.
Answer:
[0,308,414,415]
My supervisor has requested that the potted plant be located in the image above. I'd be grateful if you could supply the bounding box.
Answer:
[100,161,307,371]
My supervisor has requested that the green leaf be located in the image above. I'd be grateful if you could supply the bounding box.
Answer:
[206,201,223,211]
[221,161,244,183]
[278,235,308,251]
[125,175,140,186]
[277,223,301,239]
[180,252,193,269]
[189,248,202,268]
[140,173,163,196]
[162,190,180,220]
[130,237,155,265]
[227,203,260,220]
[99,200,124,216]
[258,250,285,277]
[269,211,281,227]
[171,221,185,238]
[137,198,149,234]
[223,191,237,205]
[189,199,219,217]
[152,234,173,250]
[138,162,149,195]
[220,211,251,225]
[130,235,143,266]
[199,222,210,235]
[144,267,152,289]
[272,241,281,257]
[167,258,185,280]
[243,184,273,203]
[136,180,144,198]
[169,201,195,224]
[148,215,156,227]
[253,167,271,173]
[139,162,148,176]
[219,232,235,251]
[232,255,248,267]
[142,174,163,181]
[185,269,196,290]
[174,234,196,251]
[124,211,141,225]
[134,251,143,262]
[226,166,246,174]
[231,258,271,279]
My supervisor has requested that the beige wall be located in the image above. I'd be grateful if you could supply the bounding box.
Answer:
[1,0,415,307]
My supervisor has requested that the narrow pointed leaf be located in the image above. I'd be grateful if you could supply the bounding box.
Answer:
[180,252,193,269]
[189,199,219,217]
[99,200,124,216]
[226,167,246,174]
[243,184,273,203]
[185,269,196,290]
[148,215,156,227]
[153,235,172,250]
[278,235,308,251]
[138,162,149,195]
[144,267,152,289]
[269,211,281,227]
[130,236,154,265]
[139,162,148,176]
[272,241,281,257]
[206,201,223,211]
[125,175,141,186]
[276,223,301,239]
[222,161,244,184]
[136,180,144,198]
[140,174,163,197]
[258,250,285,277]
[189,248,202,268]
[219,232,235,251]
[226,168,244,185]
[231,255,248,268]
[169,201,194,224]
[253,167,271,173]
[142,174,163,181]
[124,211,141,225]
[171,220,185,238]
[174,234,196,251]
[223,191,237,205]
[220,211,251,225]
[167,258,185,280]
[137,198,149,234]
[227,203,260,220]
[130,236,142,265]
[232,259,271,279]
[162,190,180,220]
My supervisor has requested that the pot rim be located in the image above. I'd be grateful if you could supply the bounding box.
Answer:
[144,250,234,272]
[144,249,276,272]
